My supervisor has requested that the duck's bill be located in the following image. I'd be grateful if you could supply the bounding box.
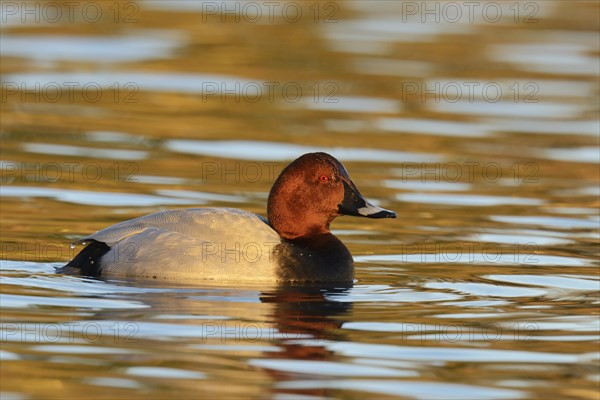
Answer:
[339,181,397,219]
[355,201,396,218]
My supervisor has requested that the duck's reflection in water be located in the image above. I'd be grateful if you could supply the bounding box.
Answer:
[260,284,352,355]
[88,278,353,397]
[257,285,353,398]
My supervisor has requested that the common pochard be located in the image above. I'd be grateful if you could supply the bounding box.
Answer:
[59,152,396,282]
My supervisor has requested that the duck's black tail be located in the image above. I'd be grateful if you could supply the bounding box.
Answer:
[56,240,110,277]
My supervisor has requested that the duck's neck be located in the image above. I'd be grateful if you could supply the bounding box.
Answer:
[269,212,332,240]
[267,188,333,240]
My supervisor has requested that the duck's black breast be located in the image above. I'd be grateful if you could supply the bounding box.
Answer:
[274,233,354,283]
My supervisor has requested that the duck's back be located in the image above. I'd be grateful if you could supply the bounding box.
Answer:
[60,208,282,282]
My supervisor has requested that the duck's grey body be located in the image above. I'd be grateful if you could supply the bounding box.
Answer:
[59,207,356,282]
[61,208,283,281]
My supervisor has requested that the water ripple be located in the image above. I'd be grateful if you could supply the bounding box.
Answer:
[166,139,442,163]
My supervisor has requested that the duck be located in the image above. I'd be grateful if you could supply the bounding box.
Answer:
[58,152,396,283]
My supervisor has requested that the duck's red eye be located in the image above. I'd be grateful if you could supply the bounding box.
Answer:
[319,175,329,183]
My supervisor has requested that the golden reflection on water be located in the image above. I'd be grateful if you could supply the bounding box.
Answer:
[1,1,599,399]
